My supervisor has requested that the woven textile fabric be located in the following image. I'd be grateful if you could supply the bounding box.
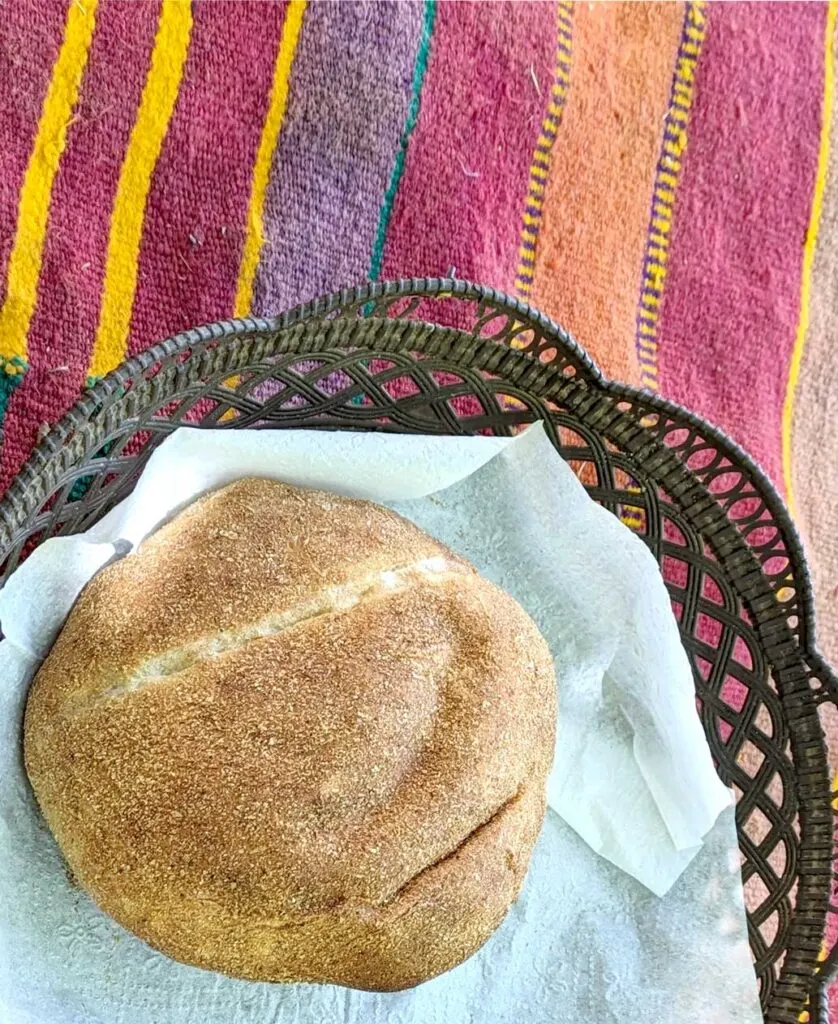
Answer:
[0,0,836,1010]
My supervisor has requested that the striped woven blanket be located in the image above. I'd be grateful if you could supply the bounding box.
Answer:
[0,0,836,1008]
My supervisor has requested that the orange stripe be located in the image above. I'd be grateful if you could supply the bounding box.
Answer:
[531,1,685,386]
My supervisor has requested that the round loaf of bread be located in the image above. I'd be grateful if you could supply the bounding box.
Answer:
[24,478,556,990]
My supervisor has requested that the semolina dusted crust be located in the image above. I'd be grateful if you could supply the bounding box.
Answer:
[24,478,556,990]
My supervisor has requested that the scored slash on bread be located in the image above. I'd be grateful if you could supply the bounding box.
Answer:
[24,479,556,990]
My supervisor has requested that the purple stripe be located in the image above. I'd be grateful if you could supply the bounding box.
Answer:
[252,0,423,314]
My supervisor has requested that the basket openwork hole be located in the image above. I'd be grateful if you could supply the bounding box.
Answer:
[766,834,793,882]
[745,523,782,551]
[707,469,746,500]
[700,573,725,606]
[752,705,776,743]
[670,598,685,624]
[445,395,487,422]
[382,375,421,399]
[281,393,313,412]
[762,554,791,580]
[743,805,774,847]
[696,611,724,650]
[495,392,527,415]
[508,327,535,352]
[760,909,781,952]
[475,311,516,340]
[314,368,354,397]
[662,425,692,449]
[430,369,465,389]
[663,553,689,589]
[556,424,589,451]
[727,494,765,522]
[745,872,772,916]
[612,466,640,494]
[738,738,767,780]
[662,518,688,548]
[568,459,600,487]
[288,359,325,377]
[722,674,748,714]
[732,635,755,672]
[693,654,712,682]
[763,769,785,812]
[685,445,722,472]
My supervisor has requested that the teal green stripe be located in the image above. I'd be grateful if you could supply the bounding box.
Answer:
[0,359,25,429]
[368,0,437,281]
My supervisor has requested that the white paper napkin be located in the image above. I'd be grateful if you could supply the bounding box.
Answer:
[0,424,759,1024]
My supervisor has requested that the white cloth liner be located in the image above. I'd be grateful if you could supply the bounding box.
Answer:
[0,424,760,1023]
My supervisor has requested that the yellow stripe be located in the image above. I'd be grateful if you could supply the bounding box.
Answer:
[88,0,192,379]
[234,0,307,316]
[783,0,837,515]
[0,0,98,366]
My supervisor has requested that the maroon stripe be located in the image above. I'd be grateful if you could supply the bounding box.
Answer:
[128,0,288,353]
[0,0,67,307]
[0,2,161,495]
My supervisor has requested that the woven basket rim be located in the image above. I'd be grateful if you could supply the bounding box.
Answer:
[2,277,828,668]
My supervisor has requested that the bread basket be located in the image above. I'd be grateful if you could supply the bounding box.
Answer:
[0,279,835,1024]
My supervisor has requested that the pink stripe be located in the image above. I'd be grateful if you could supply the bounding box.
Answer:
[657,2,825,491]
[128,0,287,353]
[0,2,161,494]
[380,0,554,292]
[0,1,66,306]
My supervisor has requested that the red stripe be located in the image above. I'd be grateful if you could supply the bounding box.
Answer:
[0,2,161,496]
[0,0,67,306]
[380,0,554,295]
[127,0,288,354]
[657,2,825,490]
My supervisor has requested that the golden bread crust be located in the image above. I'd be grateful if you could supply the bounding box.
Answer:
[24,479,556,989]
